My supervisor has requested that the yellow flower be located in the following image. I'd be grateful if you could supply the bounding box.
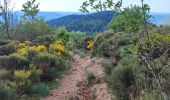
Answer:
[14,70,31,79]
[36,45,47,52]
[29,46,36,50]
[50,42,65,53]
[53,44,65,53]
[14,70,31,86]
[87,39,94,49]
[17,47,29,56]
[18,43,26,48]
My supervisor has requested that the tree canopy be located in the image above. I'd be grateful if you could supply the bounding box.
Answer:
[22,0,40,21]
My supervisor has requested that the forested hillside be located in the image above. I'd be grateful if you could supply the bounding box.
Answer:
[14,11,83,21]
[47,11,116,33]
[150,13,170,24]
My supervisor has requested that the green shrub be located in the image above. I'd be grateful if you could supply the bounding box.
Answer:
[33,53,70,81]
[33,35,55,47]
[87,73,96,85]
[54,27,71,46]
[33,54,60,81]
[0,43,16,55]
[0,69,10,80]
[108,6,145,32]
[101,60,112,75]
[70,31,87,49]
[20,94,40,100]
[0,40,10,46]
[115,46,131,58]
[26,49,38,61]
[136,91,167,100]
[117,36,137,46]
[107,55,138,100]
[33,54,58,70]
[91,31,139,58]
[35,83,49,96]
[0,55,29,70]
[14,19,54,41]
[91,31,116,57]
[29,65,42,83]
[0,80,14,100]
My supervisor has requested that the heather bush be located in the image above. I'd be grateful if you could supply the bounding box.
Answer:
[91,31,138,57]
[0,69,10,80]
[0,54,29,70]
[0,43,17,55]
[0,80,15,100]
[33,54,58,70]
[35,83,49,96]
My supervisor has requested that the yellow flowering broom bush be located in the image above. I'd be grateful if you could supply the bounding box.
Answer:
[49,41,66,56]
[36,45,47,52]
[16,44,47,56]
[14,70,31,87]
[86,39,94,49]
[18,43,26,48]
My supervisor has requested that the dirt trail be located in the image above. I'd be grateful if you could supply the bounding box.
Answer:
[42,55,112,100]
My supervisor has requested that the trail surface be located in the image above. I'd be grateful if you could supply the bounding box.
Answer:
[42,55,112,100]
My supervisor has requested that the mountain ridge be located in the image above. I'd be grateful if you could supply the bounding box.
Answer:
[47,11,116,33]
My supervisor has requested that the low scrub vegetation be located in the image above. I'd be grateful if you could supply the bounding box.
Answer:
[0,0,169,99]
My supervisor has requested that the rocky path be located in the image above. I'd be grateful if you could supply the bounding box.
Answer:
[42,55,112,100]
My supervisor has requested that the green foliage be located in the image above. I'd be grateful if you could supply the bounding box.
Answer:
[0,69,10,80]
[0,43,17,56]
[80,0,115,13]
[14,19,53,41]
[108,6,146,32]
[0,40,10,46]
[29,65,42,83]
[22,0,40,21]
[101,60,112,75]
[35,83,49,96]
[0,54,29,70]
[87,73,96,85]
[98,30,170,99]
[0,80,14,100]
[91,31,138,57]
[91,31,116,57]
[48,11,115,33]
[55,27,71,45]
[33,53,69,81]
[33,35,55,47]
[153,26,170,35]
[136,91,168,100]
[14,70,31,88]
[33,54,58,70]
[70,31,87,49]
[25,49,38,61]
[115,46,131,58]
[105,55,139,100]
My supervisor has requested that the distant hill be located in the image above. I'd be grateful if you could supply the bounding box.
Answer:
[150,13,170,25]
[14,11,83,21]
[155,16,170,26]
[47,11,116,33]
[12,11,170,28]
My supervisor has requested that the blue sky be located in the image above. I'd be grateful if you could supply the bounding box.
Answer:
[13,0,170,13]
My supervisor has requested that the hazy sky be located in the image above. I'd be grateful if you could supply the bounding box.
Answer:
[12,0,170,13]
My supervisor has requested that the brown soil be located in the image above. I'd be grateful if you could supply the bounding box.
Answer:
[42,55,112,100]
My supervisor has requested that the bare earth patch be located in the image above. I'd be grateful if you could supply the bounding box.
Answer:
[42,55,112,100]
